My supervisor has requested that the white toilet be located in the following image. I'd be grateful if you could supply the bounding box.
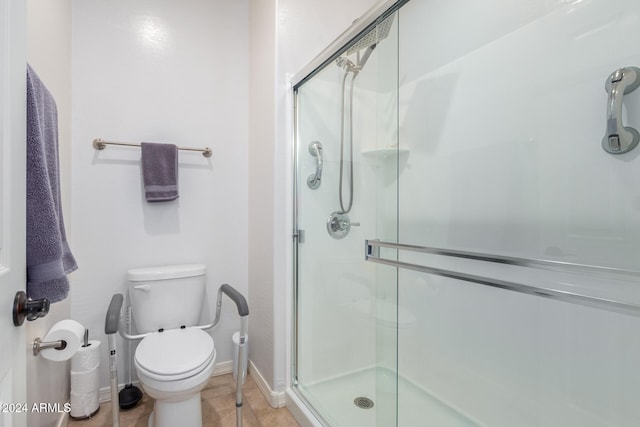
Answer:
[127,264,216,427]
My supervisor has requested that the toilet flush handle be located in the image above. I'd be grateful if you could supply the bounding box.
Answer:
[133,285,151,292]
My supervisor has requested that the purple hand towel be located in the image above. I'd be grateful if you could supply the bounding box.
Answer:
[141,142,179,202]
[26,64,77,303]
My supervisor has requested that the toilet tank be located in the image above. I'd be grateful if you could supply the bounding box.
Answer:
[127,264,206,333]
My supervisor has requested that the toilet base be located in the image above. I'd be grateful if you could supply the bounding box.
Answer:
[147,393,202,427]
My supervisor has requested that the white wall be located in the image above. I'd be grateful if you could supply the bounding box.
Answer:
[248,0,277,398]
[25,1,72,426]
[70,0,249,392]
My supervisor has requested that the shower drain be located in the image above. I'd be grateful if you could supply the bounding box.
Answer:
[354,397,374,409]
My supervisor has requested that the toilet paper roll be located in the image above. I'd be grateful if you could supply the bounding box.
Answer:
[71,367,100,394]
[71,340,101,372]
[70,389,99,418]
[40,319,85,362]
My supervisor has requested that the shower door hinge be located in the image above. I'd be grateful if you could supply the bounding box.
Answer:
[294,229,305,244]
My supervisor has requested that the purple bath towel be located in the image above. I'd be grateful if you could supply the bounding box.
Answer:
[141,142,179,202]
[26,64,77,303]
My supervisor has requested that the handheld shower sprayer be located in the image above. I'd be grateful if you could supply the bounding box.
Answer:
[357,44,377,69]
[329,14,395,236]
[336,44,376,76]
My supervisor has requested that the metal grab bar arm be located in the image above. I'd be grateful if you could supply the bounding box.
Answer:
[220,284,250,317]
[119,327,152,341]
[104,294,123,427]
[196,283,248,427]
[236,316,249,427]
[195,284,249,332]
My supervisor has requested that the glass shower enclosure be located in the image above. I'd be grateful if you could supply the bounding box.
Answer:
[292,0,640,426]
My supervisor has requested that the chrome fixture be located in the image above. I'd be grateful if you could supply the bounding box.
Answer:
[602,67,640,154]
[93,138,213,158]
[327,211,360,239]
[307,141,323,190]
[32,337,67,356]
[345,14,395,56]
[334,14,395,215]
[13,290,50,326]
[365,240,640,318]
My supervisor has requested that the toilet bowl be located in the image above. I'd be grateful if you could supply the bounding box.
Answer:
[126,264,214,427]
[134,328,216,427]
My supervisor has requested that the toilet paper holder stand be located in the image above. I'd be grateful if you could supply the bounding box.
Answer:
[32,337,67,356]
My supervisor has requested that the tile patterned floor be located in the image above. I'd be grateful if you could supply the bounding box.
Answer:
[67,373,300,427]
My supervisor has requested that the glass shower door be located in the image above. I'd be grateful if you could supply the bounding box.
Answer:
[293,12,400,427]
[388,0,640,426]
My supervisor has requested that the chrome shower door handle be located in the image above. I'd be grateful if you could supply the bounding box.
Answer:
[307,141,323,189]
[602,67,640,154]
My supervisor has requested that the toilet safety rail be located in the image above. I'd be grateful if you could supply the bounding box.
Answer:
[365,239,640,318]
[105,284,249,427]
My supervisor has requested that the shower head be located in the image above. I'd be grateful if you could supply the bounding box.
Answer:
[346,14,395,56]
[336,14,394,73]
[336,15,394,75]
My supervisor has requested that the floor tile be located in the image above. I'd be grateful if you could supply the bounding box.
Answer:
[67,373,300,427]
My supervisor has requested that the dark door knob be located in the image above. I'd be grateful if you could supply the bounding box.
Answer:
[13,291,50,326]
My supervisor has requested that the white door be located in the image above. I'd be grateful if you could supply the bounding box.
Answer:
[0,1,27,426]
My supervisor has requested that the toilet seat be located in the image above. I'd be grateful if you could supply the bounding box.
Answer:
[135,328,214,382]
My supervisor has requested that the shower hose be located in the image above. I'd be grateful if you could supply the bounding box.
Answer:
[339,69,357,214]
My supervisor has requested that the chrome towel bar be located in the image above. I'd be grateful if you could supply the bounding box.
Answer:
[365,240,640,277]
[365,239,640,318]
[93,138,213,158]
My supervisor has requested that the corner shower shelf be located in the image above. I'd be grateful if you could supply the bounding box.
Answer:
[361,148,409,161]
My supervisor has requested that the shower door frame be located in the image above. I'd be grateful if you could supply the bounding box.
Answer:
[290,1,407,424]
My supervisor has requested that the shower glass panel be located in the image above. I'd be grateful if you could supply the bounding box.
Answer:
[293,12,400,427]
[395,0,640,426]
[293,0,640,426]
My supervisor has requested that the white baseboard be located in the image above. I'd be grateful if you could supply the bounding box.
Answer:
[99,360,235,403]
[212,360,233,376]
[56,412,69,427]
[248,360,286,408]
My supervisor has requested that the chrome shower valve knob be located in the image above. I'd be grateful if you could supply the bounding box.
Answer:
[327,211,359,239]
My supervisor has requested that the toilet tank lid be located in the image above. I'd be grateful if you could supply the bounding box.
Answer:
[127,264,206,282]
